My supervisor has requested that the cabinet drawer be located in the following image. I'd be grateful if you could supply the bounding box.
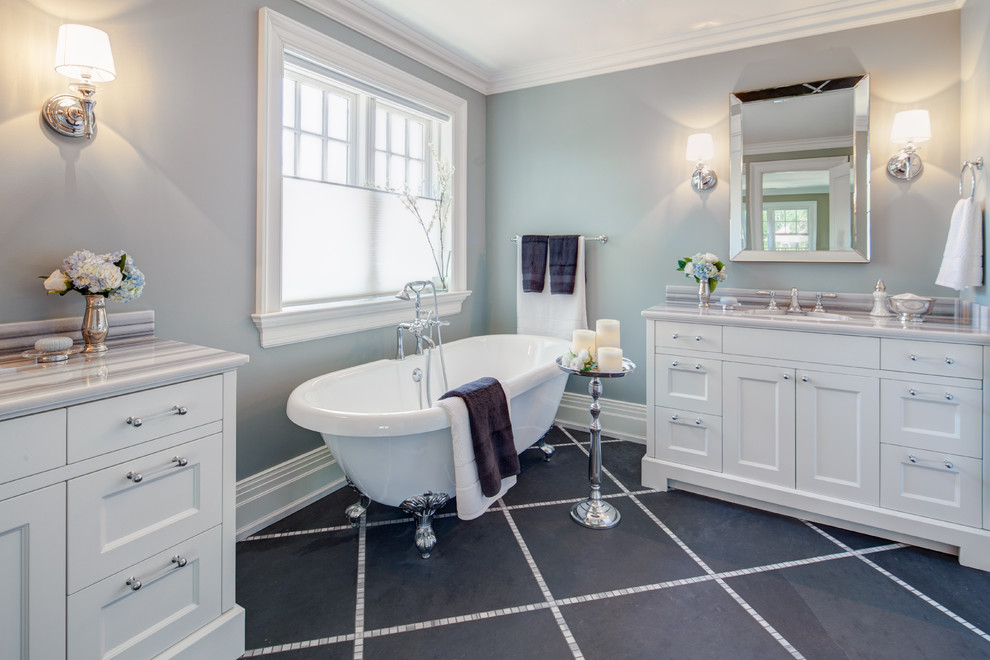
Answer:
[881,339,982,379]
[880,379,982,458]
[67,375,223,462]
[654,321,722,353]
[723,327,879,368]
[655,354,722,415]
[0,409,66,484]
[67,434,222,594]
[67,525,222,660]
[653,406,722,471]
[880,445,982,527]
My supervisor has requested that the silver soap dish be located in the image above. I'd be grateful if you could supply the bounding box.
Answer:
[889,293,935,323]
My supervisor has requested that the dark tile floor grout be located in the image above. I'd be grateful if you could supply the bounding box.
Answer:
[237,426,990,659]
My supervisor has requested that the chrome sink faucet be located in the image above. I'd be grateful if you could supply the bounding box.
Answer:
[787,287,803,313]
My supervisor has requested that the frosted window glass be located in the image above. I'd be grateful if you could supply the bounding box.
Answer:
[375,108,387,150]
[328,94,349,140]
[283,79,296,128]
[408,160,424,196]
[389,155,407,190]
[409,121,424,159]
[298,134,322,180]
[300,83,323,134]
[390,115,406,155]
[282,129,295,177]
[326,141,348,184]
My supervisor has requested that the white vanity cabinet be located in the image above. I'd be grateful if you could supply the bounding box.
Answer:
[0,338,248,659]
[643,306,990,571]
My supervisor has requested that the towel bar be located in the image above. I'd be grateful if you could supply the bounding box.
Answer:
[510,234,608,244]
[959,157,983,199]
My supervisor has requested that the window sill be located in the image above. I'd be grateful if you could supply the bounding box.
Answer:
[251,290,472,348]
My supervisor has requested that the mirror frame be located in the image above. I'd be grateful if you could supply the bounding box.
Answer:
[728,74,870,262]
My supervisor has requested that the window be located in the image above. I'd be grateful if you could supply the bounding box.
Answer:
[254,9,469,347]
[762,201,817,251]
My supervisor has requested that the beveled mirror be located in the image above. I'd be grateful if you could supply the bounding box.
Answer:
[729,75,870,262]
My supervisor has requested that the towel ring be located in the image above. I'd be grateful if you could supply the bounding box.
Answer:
[959,157,983,199]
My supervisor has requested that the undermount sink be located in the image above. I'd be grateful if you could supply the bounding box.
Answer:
[735,309,852,322]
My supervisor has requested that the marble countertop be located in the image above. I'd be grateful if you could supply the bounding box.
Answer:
[0,337,249,421]
[643,303,990,344]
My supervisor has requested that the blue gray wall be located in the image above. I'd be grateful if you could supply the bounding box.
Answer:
[962,0,990,308]
[487,11,965,405]
[0,0,488,478]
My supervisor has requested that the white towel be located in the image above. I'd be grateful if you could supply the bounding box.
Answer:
[436,392,516,520]
[936,198,984,290]
[516,237,588,339]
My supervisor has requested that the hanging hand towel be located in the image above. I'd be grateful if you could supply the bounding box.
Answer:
[936,197,984,290]
[548,235,579,294]
[516,236,588,339]
[520,235,549,292]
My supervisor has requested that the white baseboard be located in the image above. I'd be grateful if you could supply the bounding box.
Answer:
[235,445,346,540]
[554,392,647,444]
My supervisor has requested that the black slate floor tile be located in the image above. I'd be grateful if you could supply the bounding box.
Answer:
[254,641,354,658]
[254,487,358,535]
[561,580,794,660]
[509,500,703,599]
[812,521,897,550]
[237,531,357,648]
[726,555,990,659]
[868,545,990,635]
[362,511,546,630]
[501,443,622,506]
[636,490,841,572]
[362,608,574,659]
[600,438,650,491]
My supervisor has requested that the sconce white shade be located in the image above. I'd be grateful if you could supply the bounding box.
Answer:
[890,109,930,144]
[685,133,715,162]
[54,24,116,82]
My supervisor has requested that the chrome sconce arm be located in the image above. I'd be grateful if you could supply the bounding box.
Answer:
[41,24,116,140]
[43,82,99,139]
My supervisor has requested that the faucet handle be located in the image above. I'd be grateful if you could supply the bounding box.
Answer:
[812,292,838,313]
[757,290,778,310]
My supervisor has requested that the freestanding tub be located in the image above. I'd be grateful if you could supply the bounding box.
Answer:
[286,334,569,555]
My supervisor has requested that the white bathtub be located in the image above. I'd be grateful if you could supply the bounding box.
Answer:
[286,334,570,508]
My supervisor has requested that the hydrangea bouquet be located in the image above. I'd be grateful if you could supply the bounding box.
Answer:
[42,250,145,302]
[677,252,727,292]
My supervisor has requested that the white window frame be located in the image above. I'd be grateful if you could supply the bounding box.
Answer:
[254,8,469,348]
[762,201,817,251]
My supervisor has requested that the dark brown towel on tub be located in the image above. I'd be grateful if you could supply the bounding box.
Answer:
[521,235,549,292]
[439,377,518,497]
[549,235,579,294]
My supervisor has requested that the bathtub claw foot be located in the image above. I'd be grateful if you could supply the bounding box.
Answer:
[536,432,555,462]
[345,478,372,526]
[400,491,450,558]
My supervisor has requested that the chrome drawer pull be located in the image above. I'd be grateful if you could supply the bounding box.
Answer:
[909,389,917,396]
[945,392,954,401]
[695,418,703,425]
[672,360,678,366]
[669,414,704,428]
[125,456,189,484]
[945,357,954,365]
[695,336,702,342]
[909,455,917,463]
[783,374,791,380]
[672,333,679,339]
[909,354,918,361]
[671,414,678,420]
[801,376,809,382]
[125,555,189,591]
[944,460,954,469]
[126,405,189,428]
[907,454,955,470]
[694,364,702,370]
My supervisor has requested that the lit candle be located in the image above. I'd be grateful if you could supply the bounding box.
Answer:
[571,329,596,359]
[596,319,620,349]
[597,347,623,372]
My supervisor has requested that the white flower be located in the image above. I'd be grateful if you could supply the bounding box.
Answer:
[578,348,591,362]
[684,262,695,276]
[43,269,71,294]
[704,252,718,263]
[569,358,583,370]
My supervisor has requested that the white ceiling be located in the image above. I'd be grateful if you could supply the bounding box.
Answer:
[298,0,963,94]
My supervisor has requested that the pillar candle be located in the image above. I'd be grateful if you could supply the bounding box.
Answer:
[571,329,596,358]
[597,347,623,372]
[596,319,620,349]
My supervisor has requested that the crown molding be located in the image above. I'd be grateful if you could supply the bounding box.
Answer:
[293,0,963,95]
[292,0,491,94]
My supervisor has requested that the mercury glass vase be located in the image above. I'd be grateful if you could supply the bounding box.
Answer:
[81,294,109,353]
[698,279,711,309]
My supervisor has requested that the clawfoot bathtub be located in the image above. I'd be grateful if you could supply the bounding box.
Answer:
[287,334,569,556]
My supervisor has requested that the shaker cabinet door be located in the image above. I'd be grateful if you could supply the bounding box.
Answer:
[723,362,795,487]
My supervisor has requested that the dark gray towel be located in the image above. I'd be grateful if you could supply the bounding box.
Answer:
[549,235,579,294]
[521,235,549,292]
[440,377,518,497]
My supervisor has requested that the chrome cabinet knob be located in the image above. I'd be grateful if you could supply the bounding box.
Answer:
[671,414,678,421]
[694,364,702,370]
[783,374,791,380]
[909,455,918,463]
[125,471,143,483]
[909,354,918,361]
[909,389,917,396]
[945,392,954,401]
[672,333,679,339]
[944,460,954,469]
[801,376,809,382]
[126,577,142,591]
[945,357,954,365]
[694,336,702,342]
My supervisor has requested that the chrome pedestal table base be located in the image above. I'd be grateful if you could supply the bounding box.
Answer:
[557,357,636,529]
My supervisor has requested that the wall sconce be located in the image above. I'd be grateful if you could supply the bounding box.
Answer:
[41,24,116,140]
[887,109,930,180]
[686,133,717,191]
